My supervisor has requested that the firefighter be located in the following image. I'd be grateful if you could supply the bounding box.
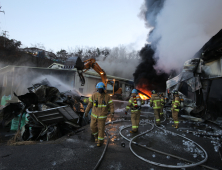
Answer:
[125,89,144,133]
[171,90,180,129]
[159,93,165,118]
[84,82,114,147]
[83,98,89,104]
[150,90,161,126]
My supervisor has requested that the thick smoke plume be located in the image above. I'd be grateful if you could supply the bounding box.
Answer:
[140,0,222,72]
[134,45,168,92]
[134,0,222,93]
[97,46,140,79]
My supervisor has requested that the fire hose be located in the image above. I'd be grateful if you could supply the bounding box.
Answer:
[94,113,217,170]
[125,115,216,170]
[93,119,131,170]
[126,125,215,169]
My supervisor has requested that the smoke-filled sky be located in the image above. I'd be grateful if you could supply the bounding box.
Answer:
[140,0,222,73]
[0,0,147,52]
[1,0,222,80]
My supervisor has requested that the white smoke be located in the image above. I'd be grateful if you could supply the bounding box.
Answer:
[143,0,222,72]
[31,75,81,96]
[96,46,140,80]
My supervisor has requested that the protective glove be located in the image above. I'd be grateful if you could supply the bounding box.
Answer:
[125,111,127,115]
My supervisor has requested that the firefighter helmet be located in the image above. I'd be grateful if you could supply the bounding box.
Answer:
[96,82,106,90]
[151,90,156,94]
[131,89,138,94]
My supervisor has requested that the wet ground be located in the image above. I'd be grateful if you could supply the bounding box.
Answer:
[0,101,222,170]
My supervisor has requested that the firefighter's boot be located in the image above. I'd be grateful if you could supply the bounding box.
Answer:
[97,140,103,147]
[130,129,138,133]
[156,121,160,126]
[94,134,98,142]
[174,124,179,129]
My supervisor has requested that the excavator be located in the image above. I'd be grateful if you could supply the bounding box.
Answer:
[64,56,122,96]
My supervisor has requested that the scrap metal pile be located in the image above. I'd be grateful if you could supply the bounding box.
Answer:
[0,79,88,142]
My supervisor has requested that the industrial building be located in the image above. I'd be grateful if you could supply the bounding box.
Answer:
[0,64,134,103]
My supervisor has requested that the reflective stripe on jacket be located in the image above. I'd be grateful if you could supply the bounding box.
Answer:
[85,92,114,117]
[150,94,161,109]
[125,94,144,112]
[171,96,180,112]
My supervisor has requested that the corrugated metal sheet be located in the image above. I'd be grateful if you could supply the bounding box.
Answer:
[201,57,222,79]
[166,72,194,89]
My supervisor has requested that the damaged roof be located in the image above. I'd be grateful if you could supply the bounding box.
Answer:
[194,29,222,62]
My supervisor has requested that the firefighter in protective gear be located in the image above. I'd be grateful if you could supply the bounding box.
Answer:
[171,90,180,129]
[159,93,165,118]
[125,89,144,133]
[150,90,162,126]
[85,82,114,147]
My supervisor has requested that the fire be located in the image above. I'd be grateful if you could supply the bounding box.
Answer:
[139,93,149,100]
[136,87,152,100]
[136,80,152,100]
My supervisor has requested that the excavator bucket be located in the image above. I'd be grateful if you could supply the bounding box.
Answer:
[64,56,84,70]
[64,56,85,86]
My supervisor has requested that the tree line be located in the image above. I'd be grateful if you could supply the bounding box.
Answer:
[0,35,140,67]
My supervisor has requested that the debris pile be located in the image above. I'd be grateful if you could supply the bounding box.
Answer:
[0,79,89,144]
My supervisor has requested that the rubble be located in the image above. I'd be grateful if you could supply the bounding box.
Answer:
[0,78,89,144]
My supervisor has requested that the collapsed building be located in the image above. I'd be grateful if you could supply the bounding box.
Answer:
[166,29,222,121]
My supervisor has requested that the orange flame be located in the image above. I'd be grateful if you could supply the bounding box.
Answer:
[137,87,152,100]
[139,93,149,100]
[136,78,152,100]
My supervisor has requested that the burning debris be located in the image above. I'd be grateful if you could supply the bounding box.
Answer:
[0,79,88,144]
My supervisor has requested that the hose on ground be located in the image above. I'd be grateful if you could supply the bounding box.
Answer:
[93,119,131,170]
[128,127,214,169]
[93,131,109,170]
[94,112,216,170]
[119,119,215,169]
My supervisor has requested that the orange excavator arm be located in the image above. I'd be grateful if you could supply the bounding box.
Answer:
[82,58,107,86]
[64,56,122,95]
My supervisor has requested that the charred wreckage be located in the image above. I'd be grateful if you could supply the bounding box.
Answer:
[166,29,222,122]
[0,79,88,142]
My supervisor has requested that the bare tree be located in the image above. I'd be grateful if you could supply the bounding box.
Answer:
[30,43,45,50]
